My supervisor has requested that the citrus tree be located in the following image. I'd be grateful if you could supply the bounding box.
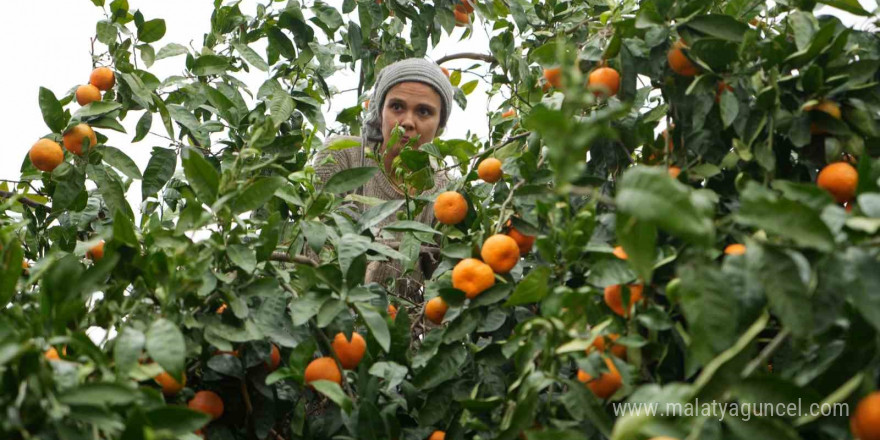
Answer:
[3,0,880,439]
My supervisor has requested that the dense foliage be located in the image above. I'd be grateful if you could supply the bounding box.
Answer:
[2,0,880,439]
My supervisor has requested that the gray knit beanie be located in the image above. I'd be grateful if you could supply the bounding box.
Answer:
[361,58,456,155]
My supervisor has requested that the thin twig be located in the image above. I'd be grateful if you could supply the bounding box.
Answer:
[436,52,497,64]
[495,154,545,234]
[742,328,790,378]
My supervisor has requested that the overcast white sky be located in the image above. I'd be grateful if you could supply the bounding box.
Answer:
[0,0,876,211]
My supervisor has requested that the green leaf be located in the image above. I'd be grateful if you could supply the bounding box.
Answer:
[191,55,230,76]
[616,166,714,246]
[719,89,738,129]
[327,138,360,151]
[138,44,155,67]
[355,303,390,352]
[505,266,551,306]
[114,327,145,377]
[59,383,138,406]
[89,116,126,133]
[156,42,188,60]
[679,263,743,363]
[311,1,344,32]
[269,93,295,127]
[311,380,353,413]
[227,244,256,273]
[75,101,122,118]
[443,308,482,342]
[846,248,880,332]
[96,20,117,45]
[181,148,219,205]
[368,361,408,390]
[0,240,24,306]
[461,80,478,95]
[735,183,834,252]
[616,212,657,284]
[412,344,468,389]
[142,147,176,200]
[132,111,152,142]
[113,208,139,248]
[87,164,134,220]
[323,167,378,194]
[232,177,286,214]
[817,0,872,15]
[356,199,405,233]
[232,42,269,71]
[101,146,142,180]
[683,14,748,42]
[754,246,812,337]
[38,87,65,133]
[137,18,166,43]
[383,221,439,235]
[145,407,211,434]
[145,319,186,380]
[724,413,800,440]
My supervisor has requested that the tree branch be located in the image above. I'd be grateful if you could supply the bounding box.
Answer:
[436,52,497,65]
[0,191,48,209]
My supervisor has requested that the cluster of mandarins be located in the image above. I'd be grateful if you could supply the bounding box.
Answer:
[423,160,536,326]
[28,67,114,173]
[453,0,474,26]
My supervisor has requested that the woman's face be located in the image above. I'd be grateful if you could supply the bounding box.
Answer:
[380,82,443,158]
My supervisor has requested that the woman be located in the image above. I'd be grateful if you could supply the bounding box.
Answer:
[315,58,456,300]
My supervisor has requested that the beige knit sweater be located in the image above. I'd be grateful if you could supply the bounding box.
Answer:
[313,135,449,300]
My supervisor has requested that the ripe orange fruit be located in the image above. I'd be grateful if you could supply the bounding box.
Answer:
[543,67,562,89]
[154,371,186,395]
[458,0,474,13]
[332,332,366,369]
[667,40,698,77]
[715,81,733,103]
[188,390,224,420]
[454,7,469,26]
[75,84,101,106]
[817,162,858,203]
[668,166,681,179]
[852,392,880,440]
[612,246,628,260]
[481,235,520,274]
[87,240,105,261]
[588,67,620,97]
[724,243,746,256]
[507,225,535,256]
[604,284,644,317]
[577,357,622,399]
[216,303,228,314]
[440,67,450,78]
[62,123,98,156]
[452,258,496,298]
[265,344,282,372]
[89,67,116,91]
[434,191,468,225]
[388,304,398,320]
[29,139,64,172]
[45,347,61,361]
[478,158,503,183]
[501,108,516,118]
[304,357,342,386]
[429,431,446,440]
[808,100,842,135]
[590,333,627,359]
[425,297,449,324]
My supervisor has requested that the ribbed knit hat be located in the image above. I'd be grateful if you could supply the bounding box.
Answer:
[361,58,456,152]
